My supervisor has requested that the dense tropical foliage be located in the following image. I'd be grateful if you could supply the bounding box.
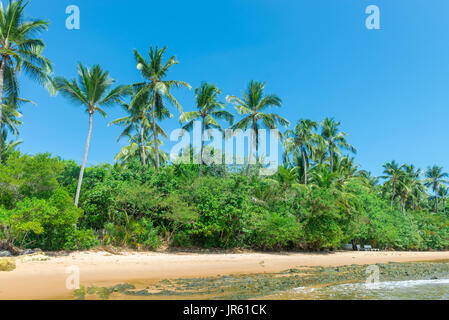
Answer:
[2,0,449,253]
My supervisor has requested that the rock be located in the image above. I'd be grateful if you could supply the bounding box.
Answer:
[20,249,34,256]
[19,248,43,256]
[21,254,49,262]
[0,250,12,257]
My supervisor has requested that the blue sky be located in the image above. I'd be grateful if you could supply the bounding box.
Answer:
[15,0,449,176]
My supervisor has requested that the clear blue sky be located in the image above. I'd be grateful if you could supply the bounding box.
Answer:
[16,0,449,176]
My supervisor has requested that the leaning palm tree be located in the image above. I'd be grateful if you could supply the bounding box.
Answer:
[381,160,405,208]
[0,0,54,161]
[227,81,289,176]
[424,165,449,213]
[283,119,319,184]
[110,86,171,166]
[180,82,233,176]
[132,46,191,171]
[319,117,356,172]
[54,64,129,207]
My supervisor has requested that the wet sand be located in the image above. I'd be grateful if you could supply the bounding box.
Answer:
[2,250,449,300]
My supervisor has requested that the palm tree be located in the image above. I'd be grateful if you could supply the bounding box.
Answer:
[110,86,170,166]
[54,63,129,207]
[114,130,168,167]
[0,0,53,161]
[180,82,233,176]
[132,46,191,171]
[424,165,449,213]
[0,130,21,163]
[403,164,424,211]
[226,81,289,176]
[381,160,405,208]
[438,186,449,214]
[0,94,35,157]
[283,119,319,184]
[319,118,356,172]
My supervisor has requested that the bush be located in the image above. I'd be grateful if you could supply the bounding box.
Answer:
[247,211,303,250]
[104,218,161,250]
[64,229,99,250]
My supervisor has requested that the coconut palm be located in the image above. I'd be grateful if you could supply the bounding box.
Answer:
[0,130,21,163]
[381,160,405,208]
[283,119,319,184]
[0,94,35,156]
[110,86,171,166]
[180,82,233,176]
[319,118,356,172]
[403,164,424,211]
[424,165,449,213]
[54,63,129,207]
[114,130,168,167]
[438,186,449,214]
[226,81,289,176]
[132,46,191,171]
[0,0,53,161]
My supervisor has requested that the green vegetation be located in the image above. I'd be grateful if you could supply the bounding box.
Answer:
[0,258,15,271]
[1,0,449,253]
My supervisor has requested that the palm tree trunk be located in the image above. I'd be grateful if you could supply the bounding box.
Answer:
[329,144,333,172]
[140,124,146,166]
[0,56,6,163]
[435,187,439,213]
[152,90,160,171]
[199,116,205,176]
[390,182,396,208]
[0,123,4,162]
[301,146,307,185]
[74,112,93,208]
[246,119,255,176]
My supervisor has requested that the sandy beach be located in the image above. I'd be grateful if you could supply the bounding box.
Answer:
[1,250,449,300]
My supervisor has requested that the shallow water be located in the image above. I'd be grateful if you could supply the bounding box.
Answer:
[74,261,449,300]
[273,279,449,300]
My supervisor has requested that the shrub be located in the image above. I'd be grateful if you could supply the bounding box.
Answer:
[247,211,303,250]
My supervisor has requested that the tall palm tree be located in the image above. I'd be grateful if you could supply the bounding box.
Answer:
[226,81,289,176]
[424,165,449,213]
[403,164,424,211]
[0,0,53,161]
[319,118,356,172]
[283,119,319,184]
[54,64,129,207]
[110,86,170,166]
[132,46,191,171]
[180,82,233,176]
[381,160,405,208]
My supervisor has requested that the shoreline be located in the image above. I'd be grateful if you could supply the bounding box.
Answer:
[2,250,449,300]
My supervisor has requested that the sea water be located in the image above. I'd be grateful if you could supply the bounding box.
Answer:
[279,279,449,300]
